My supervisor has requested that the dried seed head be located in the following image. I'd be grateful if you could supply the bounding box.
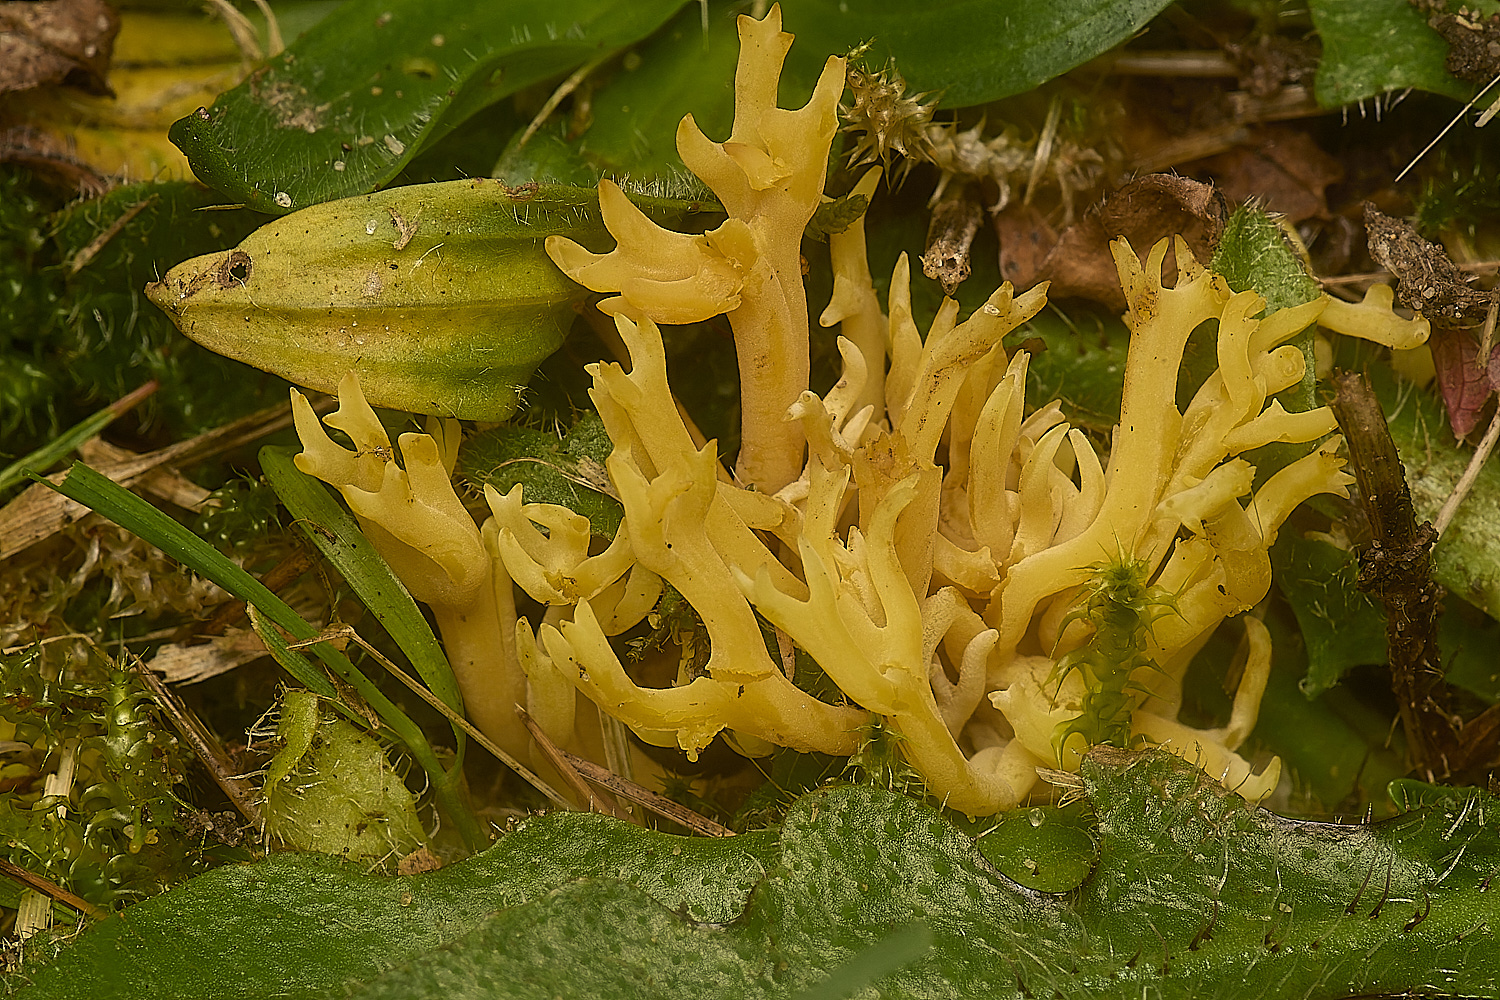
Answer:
[841,59,938,178]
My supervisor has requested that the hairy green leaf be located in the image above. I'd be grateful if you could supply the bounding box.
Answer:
[1362,363,1500,621]
[1271,530,1387,698]
[457,412,622,537]
[15,751,1498,999]
[1309,0,1474,108]
[263,690,425,862]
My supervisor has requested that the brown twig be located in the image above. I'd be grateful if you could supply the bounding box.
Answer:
[515,707,634,824]
[133,662,263,826]
[555,748,736,838]
[0,858,106,920]
[1330,372,1461,780]
[921,186,984,297]
[67,196,158,274]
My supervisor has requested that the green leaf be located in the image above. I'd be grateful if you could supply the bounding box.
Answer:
[1371,364,1500,621]
[1251,605,1408,810]
[1309,0,1476,108]
[1271,531,1387,699]
[263,689,426,862]
[788,923,934,1000]
[1272,526,1500,702]
[1212,207,1321,317]
[973,803,1097,893]
[18,751,1499,999]
[522,0,1176,183]
[789,0,1178,108]
[169,0,685,214]
[1211,206,1322,480]
[457,412,623,537]
[14,816,777,999]
[543,2,740,181]
[805,192,869,242]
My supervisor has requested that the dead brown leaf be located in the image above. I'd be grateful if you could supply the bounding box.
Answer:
[0,0,118,96]
[1199,127,1343,223]
[0,124,111,196]
[992,202,1058,294]
[1001,173,1227,310]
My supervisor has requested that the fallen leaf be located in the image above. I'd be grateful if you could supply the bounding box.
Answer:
[1012,173,1227,310]
[0,124,111,196]
[992,201,1058,292]
[1429,324,1500,438]
[1199,127,1343,223]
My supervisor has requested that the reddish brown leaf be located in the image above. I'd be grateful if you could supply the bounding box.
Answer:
[993,202,1058,293]
[1428,324,1500,438]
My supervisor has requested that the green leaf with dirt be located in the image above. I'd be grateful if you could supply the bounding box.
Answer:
[169,0,685,213]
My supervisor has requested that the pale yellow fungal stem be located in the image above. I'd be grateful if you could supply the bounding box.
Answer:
[965,351,1028,562]
[292,373,529,760]
[820,166,888,420]
[514,616,579,756]
[1317,284,1430,349]
[547,5,846,492]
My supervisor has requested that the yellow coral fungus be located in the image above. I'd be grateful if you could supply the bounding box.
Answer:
[546,4,844,493]
[283,4,1427,815]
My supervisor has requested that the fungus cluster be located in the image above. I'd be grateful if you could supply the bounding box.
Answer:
[292,6,1427,814]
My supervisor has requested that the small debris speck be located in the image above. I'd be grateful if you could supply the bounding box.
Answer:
[432,34,445,46]
[383,135,406,155]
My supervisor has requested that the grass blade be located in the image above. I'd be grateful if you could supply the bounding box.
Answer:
[0,381,157,498]
[42,461,487,851]
[260,446,464,714]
